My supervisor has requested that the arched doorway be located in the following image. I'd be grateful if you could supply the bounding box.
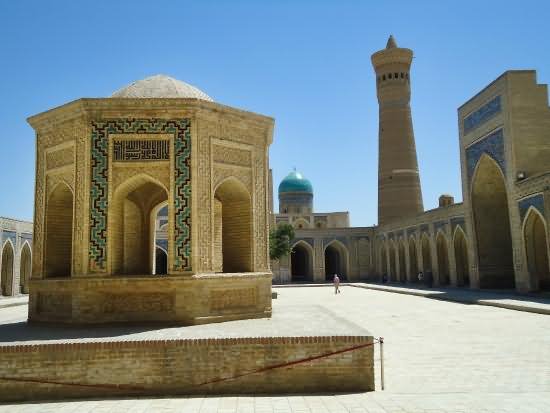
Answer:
[1,241,14,296]
[214,178,252,273]
[523,209,550,291]
[389,242,397,282]
[110,175,168,275]
[471,155,514,288]
[155,247,168,275]
[409,237,418,282]
[325,241,347,280]
[20,243,32,294]
[398,241,406,282]
[436,232,450,285]
[44,183,73,277]
[380,244,388,280]
[421,234,432,273]
[454,228,470,287]
[291,242,313,282]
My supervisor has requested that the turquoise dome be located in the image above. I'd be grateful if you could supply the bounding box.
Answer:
[278,170,313,194]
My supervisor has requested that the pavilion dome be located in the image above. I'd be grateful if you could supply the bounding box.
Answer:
[278,170,313,194]
[111,74,213,101]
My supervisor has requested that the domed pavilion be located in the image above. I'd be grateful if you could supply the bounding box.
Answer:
[26,74,274,324]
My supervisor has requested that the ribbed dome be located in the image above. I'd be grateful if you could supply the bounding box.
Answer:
[111,74,213,101]
[278,170,313,194]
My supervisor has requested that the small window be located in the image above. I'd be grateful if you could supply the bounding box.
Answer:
[382,75,386,81]
[400,73,404,78]
[388,73,392,79]
[394,73,398,79]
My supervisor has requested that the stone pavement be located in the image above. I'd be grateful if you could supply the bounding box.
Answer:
[1,286,549,412]
[352,282,550,315]
[0,295,27,309]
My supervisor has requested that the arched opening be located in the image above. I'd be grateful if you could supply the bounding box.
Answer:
[409,237,418,282]
[436,232,450,286]
[472,155,514,288]
[398,241,406,282]
[44,183,73,277]
[1,241,14,296]
[214,178,253,273]
[380,244,388,280]
[20,243,31,294]
[291,242,313,282]
[454,228,470,287]
[421,234,432,273]
[325,241,348,280]
[110,175,168,275]
[389,243,397,282]
[523,209,550,291]
[155,247,168,275]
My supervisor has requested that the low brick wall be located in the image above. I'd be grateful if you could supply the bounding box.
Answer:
[28,272,272,325]
[0,335,374,402]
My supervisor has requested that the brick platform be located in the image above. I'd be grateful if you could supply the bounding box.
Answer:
[0,303,374,402]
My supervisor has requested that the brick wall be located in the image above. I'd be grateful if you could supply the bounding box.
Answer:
[0,335,374,402]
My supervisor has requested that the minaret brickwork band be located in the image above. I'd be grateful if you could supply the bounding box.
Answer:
[372,35,424,226]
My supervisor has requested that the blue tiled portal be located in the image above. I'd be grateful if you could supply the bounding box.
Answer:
[463,95,501,134]
[466,128,505,183]
[518,194,545,221]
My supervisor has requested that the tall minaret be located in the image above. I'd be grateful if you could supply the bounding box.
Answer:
[372,35,423,226]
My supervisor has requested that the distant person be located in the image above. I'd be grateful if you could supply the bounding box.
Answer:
[417,271,424,283]
[382,273,388,284]
[333,274,341,294]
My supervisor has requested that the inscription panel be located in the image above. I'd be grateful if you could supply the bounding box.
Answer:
[212,144,251,167]
[113,139,169,161]
[209,288,257,311]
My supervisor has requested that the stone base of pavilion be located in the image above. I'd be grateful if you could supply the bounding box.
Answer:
[27,272,272,325]
[0,299,374,402]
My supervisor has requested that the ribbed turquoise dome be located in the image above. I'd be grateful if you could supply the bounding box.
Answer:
[278,170,313,194]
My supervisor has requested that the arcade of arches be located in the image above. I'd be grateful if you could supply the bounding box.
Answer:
[325,242,348,280]
[523,209,550,291]
[44,183,73,277]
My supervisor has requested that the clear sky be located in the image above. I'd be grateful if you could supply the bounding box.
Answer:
[1,0,549,226]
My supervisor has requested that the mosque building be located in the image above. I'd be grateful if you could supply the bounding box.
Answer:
[1,36,550,299]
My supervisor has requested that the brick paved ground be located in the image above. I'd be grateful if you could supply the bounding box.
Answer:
[1,286,549,412]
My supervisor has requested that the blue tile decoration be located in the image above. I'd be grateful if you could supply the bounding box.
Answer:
[89,118,192,272]
[19,233,32,247]
[1,231,17,247]
[466,128,505,183]
[156,239,168,251]
[519,194,545,221]
[420,224,430,235]
[463,95,501,134]
[434,221,447,233]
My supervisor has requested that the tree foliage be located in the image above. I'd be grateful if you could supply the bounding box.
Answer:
[269,223,295,261]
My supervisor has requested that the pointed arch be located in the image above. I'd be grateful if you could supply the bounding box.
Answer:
[324,239,349,280]
[523,207,550,290]
[213,177,253,273]
[1,240,15,296]
[436,231,450,285]
[19,241,32,294]
[421,233,432,273]
[453,226,470,287]
[379,241,388,279]
[44,181,73,277]
[293,218,310,230]
[109,173,169,275]
[398,239,406,282]
[151,200,169,275]
[290,240,314,282]
[389,240,397,282]
[408,236,419,282]
[471,154,514,288]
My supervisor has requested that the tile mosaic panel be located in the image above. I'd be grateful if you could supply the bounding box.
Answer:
[463,95,501,134]
[89,119,192,272]
[518,193,545,221]
[466,128,505,183]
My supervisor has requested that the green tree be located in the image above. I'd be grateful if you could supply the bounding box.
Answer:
[269,223,295,261]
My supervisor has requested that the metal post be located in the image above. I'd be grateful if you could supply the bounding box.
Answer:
[379,337,385,390]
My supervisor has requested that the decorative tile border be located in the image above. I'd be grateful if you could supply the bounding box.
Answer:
[466,128,505,183]
[450,217,466,234]
[463,95,501,134]
[518,193,545,221]
[89,119,192,272]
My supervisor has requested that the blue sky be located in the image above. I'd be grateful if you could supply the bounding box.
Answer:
[1,0,549,226]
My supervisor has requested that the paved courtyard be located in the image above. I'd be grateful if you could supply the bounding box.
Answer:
[1,285,549,412]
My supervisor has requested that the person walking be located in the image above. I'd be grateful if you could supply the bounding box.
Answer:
[333,274,341,294]
[417,271,424,283]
